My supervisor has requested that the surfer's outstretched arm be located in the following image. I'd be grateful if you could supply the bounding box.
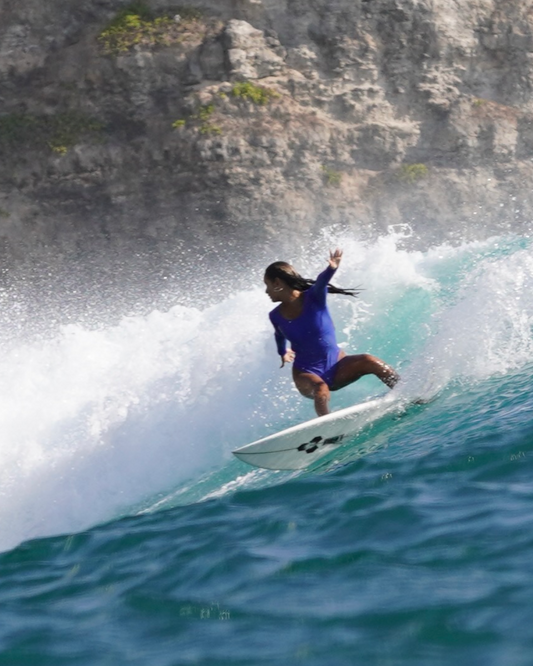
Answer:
[307,248,342,305]
[328,248,343,269]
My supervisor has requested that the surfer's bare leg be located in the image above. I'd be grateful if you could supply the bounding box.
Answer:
[293,368,331,416]
[331,353,399,391]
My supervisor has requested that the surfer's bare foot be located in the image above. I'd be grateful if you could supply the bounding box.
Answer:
[382,366,400,389]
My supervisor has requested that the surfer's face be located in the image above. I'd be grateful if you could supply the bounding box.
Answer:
[264,277,285,301]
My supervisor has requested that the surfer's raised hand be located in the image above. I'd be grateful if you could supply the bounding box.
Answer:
[280,350,295,367]
[328,248,343,269]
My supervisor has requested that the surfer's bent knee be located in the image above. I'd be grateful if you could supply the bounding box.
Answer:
[296,382,328,400]
[293,371,329,400]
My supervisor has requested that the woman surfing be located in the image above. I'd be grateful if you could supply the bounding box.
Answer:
[265,248,399,416]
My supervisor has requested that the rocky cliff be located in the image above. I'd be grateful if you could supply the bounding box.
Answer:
[1,0,532,319]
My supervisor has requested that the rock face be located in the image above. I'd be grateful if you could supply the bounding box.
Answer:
[0,0,532,312]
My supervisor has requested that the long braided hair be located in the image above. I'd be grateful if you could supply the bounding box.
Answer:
[264,262,360,297]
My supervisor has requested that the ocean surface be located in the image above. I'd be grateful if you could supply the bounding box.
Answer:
[1,230,533,665]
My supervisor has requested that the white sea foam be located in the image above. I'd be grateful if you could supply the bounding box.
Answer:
[0,231,531,551]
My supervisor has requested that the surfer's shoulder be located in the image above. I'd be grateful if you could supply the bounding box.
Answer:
[269,305,281,321]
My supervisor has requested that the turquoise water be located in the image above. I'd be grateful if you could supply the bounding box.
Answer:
[1,231,533,664]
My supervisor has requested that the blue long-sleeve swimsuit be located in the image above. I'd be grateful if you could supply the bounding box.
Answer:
[268,265,341,387]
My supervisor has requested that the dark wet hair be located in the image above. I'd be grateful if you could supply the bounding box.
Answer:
[264,261,360,297]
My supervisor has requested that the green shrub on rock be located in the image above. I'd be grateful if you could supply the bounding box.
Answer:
[231,82,280,105]
[98,2,202,55]
[397,163,428,184]
[172,104,222,136]
[321,165,343,187]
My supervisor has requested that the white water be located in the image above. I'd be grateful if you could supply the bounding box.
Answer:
[0,231,532,551]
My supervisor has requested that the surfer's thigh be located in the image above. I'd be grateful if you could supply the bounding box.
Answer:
[292,367,329,399]
[329,353,380,390]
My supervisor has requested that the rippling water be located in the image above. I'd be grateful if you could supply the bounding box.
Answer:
[1,231,533,664]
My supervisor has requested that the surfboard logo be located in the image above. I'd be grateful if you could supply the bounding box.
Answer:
[297,434,345,454]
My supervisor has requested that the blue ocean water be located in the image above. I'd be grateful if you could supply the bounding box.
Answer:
[1,231,533,664]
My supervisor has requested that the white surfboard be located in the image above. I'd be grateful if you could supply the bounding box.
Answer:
[233,392,409,471]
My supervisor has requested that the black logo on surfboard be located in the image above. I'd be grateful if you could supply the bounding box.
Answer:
[297,434,345,454]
